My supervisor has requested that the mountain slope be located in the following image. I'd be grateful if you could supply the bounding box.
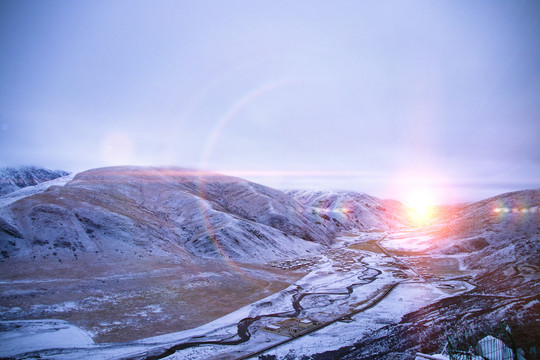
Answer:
[287,189,409,232]
[0,166,339,264]
[0,166,69,196]
[434,189,540,270]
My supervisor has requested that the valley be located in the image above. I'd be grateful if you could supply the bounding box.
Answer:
[1,229,483,359]
[0,167,538,359]
[2,0,540,357]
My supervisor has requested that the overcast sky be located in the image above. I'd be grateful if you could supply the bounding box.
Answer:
[1,0,539,204]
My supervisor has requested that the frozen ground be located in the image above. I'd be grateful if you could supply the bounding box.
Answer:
[259,232,475,359]
[381,230,436,253]
[262,282,444,358]
[0,319,93,358]
[0,259,302,343]
[0,230,479,359]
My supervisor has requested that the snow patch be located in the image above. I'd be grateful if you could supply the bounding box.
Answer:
[0,319,94,358]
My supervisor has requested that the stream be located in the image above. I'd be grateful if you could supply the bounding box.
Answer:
[145,263,385,359]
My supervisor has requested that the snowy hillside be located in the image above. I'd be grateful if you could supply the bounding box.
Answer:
[434,189,540,270]
[287,189,409,232]
[0,166,347,264]
[0,166,69,196]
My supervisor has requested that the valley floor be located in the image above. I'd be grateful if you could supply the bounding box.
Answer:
[0,229,484,359]
[0,258,304,345]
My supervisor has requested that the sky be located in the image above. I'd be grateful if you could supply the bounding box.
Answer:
[1,0,539,204]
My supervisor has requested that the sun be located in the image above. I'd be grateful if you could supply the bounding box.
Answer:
[403,188,438,225]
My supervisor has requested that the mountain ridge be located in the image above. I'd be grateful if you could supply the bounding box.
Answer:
[0,166,69,196]
[0,166,407,266]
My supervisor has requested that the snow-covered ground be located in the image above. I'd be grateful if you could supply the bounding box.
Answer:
[0,173,74,208]
[381,230,436,252]
[263,281,445,359]
[0,319,93,358]
[0,231,477,359]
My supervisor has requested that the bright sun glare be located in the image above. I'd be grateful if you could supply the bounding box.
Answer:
[404,189,438,225]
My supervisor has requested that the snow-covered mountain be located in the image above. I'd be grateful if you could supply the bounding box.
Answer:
[0,166,407,266]
[0,166,69,196]
[287,189,410,232]
[434,189,540,269]
[0,167,326,263]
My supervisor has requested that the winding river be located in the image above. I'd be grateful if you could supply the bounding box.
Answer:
[145,262,387,360]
